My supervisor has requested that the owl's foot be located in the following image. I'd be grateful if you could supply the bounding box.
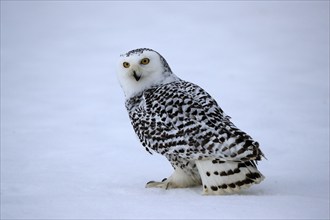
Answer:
[145,167,201,189]
[146,178,170,189]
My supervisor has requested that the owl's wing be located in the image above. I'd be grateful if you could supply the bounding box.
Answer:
[136,81,263,161]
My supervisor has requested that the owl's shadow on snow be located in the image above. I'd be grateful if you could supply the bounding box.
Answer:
[146,186,267,196]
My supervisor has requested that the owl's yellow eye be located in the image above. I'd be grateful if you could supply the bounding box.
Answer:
[123,62,130,68]
[140,58,150,65]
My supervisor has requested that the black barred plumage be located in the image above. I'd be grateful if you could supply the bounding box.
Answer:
[117,48,265,194]
[126,80,263,161]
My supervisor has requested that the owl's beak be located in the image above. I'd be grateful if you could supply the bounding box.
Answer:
[133,70,141,81]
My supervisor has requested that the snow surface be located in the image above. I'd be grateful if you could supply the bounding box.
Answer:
[1,1,329,219]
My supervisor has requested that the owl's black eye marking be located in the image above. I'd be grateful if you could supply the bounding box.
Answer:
[123,62,130,68]
[140,58,150,65]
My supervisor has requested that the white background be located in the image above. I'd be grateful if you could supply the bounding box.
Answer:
[1,1,329,219]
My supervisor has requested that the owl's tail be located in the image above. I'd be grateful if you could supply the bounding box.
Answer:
[195,159,265,195]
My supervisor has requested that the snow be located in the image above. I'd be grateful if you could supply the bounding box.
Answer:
[1,1,329,219]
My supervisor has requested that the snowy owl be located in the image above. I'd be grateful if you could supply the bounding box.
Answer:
[116,48,265,195]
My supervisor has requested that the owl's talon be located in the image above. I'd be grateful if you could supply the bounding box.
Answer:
[146,180,155,185]
[162,178,167,182]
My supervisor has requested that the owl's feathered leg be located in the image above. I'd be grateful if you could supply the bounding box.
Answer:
[195,159,265,195]
[145,167,201,189]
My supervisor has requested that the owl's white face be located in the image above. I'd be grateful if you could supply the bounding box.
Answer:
[117,49,178,99]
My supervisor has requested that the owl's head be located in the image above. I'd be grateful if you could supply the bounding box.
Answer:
[116,48,178,99]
